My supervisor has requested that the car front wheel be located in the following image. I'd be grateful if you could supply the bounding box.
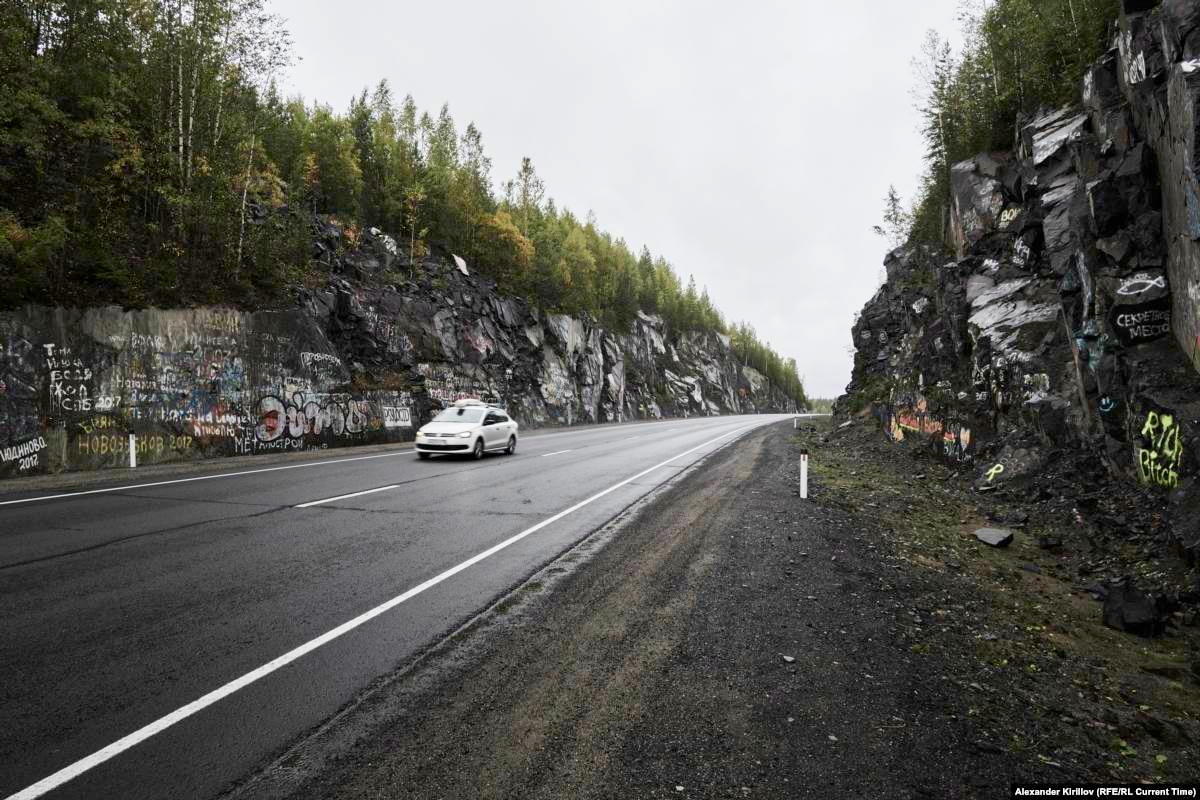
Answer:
[417,452,431,460]
[505,436,517,455]
[472,438,484,459]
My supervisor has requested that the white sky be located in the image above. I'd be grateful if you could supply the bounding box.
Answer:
[274,1,963,398]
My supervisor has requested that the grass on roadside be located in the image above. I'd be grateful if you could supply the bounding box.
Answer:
[791,419,1200,783]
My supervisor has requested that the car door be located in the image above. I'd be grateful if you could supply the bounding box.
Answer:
[482,412,502,448]
[493,412,512,446]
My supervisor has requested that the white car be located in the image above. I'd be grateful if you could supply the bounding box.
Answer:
[414,399,519,460]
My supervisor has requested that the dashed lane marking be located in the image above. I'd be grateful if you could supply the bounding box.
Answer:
[295,485,403,509]
[4,421,759,800]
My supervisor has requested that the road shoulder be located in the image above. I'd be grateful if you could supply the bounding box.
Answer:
[228,420,1037,799]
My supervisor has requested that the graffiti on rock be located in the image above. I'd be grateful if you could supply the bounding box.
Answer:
[1013,238,1032,268]
[1137,408,1184,490]
[1109,269,1171,346]
[1110,305,1171,345]
[254,394,370,444]
[1117,273,1168,297]
[942,426,973,462]
[1,436,47,472]
[881,397,974,462]
[417,363,486,406]
[44,343,116,412]
[300,352,343,369]
[979,449,1038,486]
[0,310,424,475]
[383,406,412,429]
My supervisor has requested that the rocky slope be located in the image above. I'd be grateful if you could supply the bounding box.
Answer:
[839,1,1200,562]
[0,225,797,478]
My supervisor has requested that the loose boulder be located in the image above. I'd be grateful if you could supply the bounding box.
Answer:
[1102,579,1167,637]
[974,528,1015,548]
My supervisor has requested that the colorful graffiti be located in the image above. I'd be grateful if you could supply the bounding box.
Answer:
[942,426,973,462]
[980,449,1037,485]
[881,397,973,462]
[0,309,423,476]
[1137,408,1184,489]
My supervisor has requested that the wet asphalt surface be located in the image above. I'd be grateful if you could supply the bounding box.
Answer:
[228,423,1030,800]
[0,414,790,800]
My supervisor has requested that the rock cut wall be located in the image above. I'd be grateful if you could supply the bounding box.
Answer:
[840,0,1200,556]
[0,240,796,478]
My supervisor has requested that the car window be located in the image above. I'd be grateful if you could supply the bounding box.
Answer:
[494,412,508,423]
[432,407,484,424]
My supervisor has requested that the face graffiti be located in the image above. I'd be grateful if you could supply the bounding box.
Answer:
[1,311,428,475]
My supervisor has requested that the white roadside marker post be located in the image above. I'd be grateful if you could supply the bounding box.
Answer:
[800,448,809,500]
[794,416,798,430]
[129,433,137,469]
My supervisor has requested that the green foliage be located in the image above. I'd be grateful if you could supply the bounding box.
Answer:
[730,322,807,408]
[0,0,806,405]
[806,397,835,414]
[900,0,1120,248]
[0,0,297,307]
[872,185,911,248]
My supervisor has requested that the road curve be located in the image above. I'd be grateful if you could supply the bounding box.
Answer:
[0,414,794,800]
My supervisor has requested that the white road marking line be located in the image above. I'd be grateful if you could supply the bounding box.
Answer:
[295,485,402,509]
[4,421,760,800]
[0,417,762,508]
[0,451,414,508]
[540,450,572,458]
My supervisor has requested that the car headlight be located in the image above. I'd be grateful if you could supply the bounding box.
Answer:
[457,431,473,438]
[415,431,425,438]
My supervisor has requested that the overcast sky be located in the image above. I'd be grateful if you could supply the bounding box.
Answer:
[273,1,962,398]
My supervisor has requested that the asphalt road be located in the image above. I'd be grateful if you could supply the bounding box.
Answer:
[0,414,793,800]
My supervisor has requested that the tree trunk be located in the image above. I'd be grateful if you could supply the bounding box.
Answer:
[235,136,256,281]
[185,0,204,189]
[176,1,184,187]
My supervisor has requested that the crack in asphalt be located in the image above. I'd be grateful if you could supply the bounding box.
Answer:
[0,506,288,571]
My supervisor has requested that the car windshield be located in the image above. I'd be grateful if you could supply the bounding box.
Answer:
[431,407,485,424]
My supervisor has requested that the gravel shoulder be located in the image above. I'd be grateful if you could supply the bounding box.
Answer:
[228,418,1198,799]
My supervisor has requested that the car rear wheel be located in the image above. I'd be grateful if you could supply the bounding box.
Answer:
[505,436,517,455]
[472,439,484,459]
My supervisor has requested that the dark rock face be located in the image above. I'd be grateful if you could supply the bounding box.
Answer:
[840,4,1200,560]
[0,237,796,477]
[1103,579,1167,637]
